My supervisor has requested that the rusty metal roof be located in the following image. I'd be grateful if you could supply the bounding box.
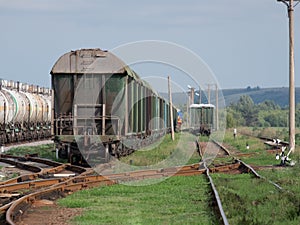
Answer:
[51,48,129,75]
[50,48,160,95]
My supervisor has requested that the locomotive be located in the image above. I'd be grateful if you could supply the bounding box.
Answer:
[189,103,214,136]
[0,79,51,144]
[51,48,177,166]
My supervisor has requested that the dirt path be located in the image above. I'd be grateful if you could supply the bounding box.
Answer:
[16,200,83,225]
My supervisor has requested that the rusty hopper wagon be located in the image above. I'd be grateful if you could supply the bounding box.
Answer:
[51,48,177,166]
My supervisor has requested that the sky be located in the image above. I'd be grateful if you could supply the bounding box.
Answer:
[0,0,300,92]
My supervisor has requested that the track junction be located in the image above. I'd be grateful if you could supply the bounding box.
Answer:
[0,134,286,225]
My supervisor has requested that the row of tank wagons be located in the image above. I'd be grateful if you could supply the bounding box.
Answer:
[0,79,52,144]
[51,48,179,164]
[189,104,215,136]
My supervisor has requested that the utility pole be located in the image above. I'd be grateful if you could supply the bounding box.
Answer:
[215,84,219,131]
[187,85,192,128]
[168,76,175,141]
[207,84,211,104]
[277,0,299,153]
[186,91,190,128]
[199,87,201,104]
[190,87,195,105]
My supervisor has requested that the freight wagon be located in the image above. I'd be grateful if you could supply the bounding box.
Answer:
[189,103,214,136]
[51,48,177,166]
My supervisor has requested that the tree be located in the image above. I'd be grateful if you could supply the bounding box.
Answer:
[258,100,280,111]
[225,95,291,128]
[233,95,259,126]
[226,108,245,128]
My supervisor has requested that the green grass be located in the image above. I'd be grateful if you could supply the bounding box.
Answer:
[223,130,267,153]
[7,144,67,163]
[240,152,278,166]
[208,156,236,168]
[259,165,300,195]
[211,173,300,225]
[120,132,201,167]
[222,129,283,166]
[55,128,300,225]
[58,175,219,225]
[54,128,300,225]
[210,129,300,224]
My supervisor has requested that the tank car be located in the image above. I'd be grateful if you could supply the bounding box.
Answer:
[0,80,51,144]
[189,103,214,136]
[51,48,177,166]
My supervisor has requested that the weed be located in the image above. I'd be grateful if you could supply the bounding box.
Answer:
[58,175,219,225]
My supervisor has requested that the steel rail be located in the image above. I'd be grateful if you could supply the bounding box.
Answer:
[199,139,284,224]
[211,139,231,156]
[3,161,245,224]
[0,156,87,186]
[237,159,283,190]
[203,161,229,225]
[196,141,230,225]
[5,179,116,225]
[0,158,41,173]
[210,139,284,191]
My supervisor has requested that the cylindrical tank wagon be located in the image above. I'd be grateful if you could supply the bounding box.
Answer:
[0,79,51,143]
[51,48,178,165]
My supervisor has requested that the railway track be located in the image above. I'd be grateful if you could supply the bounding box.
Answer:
[209,140,283,189]
[0,137,286,225]
[0,154,249,225]
[197,140,230,225]
[237,130,290,149]
[199,139,285,224]
[0,154,87,184]
[0,154,90,221]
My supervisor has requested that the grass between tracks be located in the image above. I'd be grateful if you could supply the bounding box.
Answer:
[11,128,300,225]
[58,175,219,225]
[5,144,67,163]
[258,165,300,202]
[222,128,284,166]
[223,127,300,165]
[120,132,201,166]
[211,128,300,224]
[211,169,300,225]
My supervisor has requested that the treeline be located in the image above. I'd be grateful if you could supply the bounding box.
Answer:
[226,95,300,128]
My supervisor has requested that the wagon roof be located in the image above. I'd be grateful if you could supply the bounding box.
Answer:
[51,48,158,95]
[51,48,129,75]
[190,103,215,108]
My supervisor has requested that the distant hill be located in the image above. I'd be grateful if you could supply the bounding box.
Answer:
[222,87,299,107]
[161,87,300,108]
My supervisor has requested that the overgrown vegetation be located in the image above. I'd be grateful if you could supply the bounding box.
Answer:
[221,128,300,166]
[6,144,67,163]
[212,172,300,225]
[8,128,300,225]
[121,132,201,166]
[58,175,219,225]
[259,166,300,195]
